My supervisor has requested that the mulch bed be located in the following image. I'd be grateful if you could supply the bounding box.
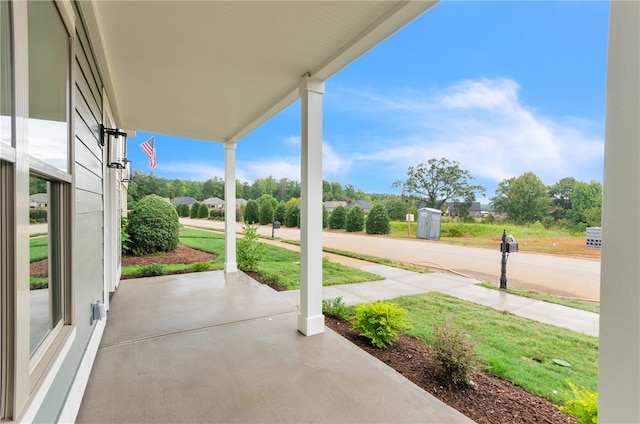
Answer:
[325,316,578,424]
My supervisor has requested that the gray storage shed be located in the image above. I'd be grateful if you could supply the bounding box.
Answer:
[417,207,442,240]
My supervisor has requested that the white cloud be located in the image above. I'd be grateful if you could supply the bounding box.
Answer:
[158,162,226,181]
[331,78,604,190]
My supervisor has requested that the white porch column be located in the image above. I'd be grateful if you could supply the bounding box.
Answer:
[298,76,325,336]
[224,142,237,273]
[599,1,640,422]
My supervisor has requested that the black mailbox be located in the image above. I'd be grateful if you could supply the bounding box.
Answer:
[273,221,281,229]
[500,234,518,253]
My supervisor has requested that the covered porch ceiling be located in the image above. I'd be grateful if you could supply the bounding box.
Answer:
[80,1,437,143]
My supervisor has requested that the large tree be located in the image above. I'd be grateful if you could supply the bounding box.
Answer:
[393,158,485,210]
[567,180,602,227]
[548,177,577,221]
[491,172,550,224]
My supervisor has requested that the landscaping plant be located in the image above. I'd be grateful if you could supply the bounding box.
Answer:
[560,383,598,424]
[430,316,480,387]
[128,194,180,255]
[236,224,266,272]
[139,263,166,277]
[350,301,410,348]
[322,297,353,321]
[329,205,347,229]
[345,205,365,232]
[365,203,390,234]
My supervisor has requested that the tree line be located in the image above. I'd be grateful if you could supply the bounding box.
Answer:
[128,157,602,231]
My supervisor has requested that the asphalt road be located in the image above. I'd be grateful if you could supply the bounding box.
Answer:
[180,218,601,302]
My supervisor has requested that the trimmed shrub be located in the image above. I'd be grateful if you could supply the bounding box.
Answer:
[128,194,180,255]
[430,317,479,387]
[177,203,190,217]
[30,207,48,222]
[284,204,300,228]
[209,208,224,219]
[274,203,286,224]
[322,205,329,228]
[366,203,390,234]
[237,224,266,272]
[259,201,274,225]
[197,203,209,218]
[244,200,260,224]
[329,205,347,229]
[190,202,201,218]
[559,383,598,424]
[189,262,211,272]
[350,301,410,348]
[345,205,365,232]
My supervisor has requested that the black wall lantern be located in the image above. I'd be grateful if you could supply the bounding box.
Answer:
[100,124,128,169]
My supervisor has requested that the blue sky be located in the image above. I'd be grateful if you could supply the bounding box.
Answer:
[127,1,609,201]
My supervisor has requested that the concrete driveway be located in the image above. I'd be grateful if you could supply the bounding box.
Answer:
[180,218,601,301]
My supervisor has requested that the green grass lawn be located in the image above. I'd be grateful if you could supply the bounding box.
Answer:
[477,282,600,313]
[30,236,49,262]
[393,292,598,405]
[124,228,382,289]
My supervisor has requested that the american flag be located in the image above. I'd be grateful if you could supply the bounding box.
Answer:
[140,136,156,169]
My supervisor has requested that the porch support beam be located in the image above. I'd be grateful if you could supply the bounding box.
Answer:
[298,76,325,336]
[599,1,640,421]
[224,142,237,273]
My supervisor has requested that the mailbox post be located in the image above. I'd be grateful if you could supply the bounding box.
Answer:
[499,229,518,290]
[272,220,281,238]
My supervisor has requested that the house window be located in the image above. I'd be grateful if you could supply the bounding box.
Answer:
[26,0,73,391]
[28,0,69,172]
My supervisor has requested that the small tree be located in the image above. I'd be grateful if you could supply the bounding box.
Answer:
[366,203,390,234]
[329,205,347,229]
[128,194,179,255]
[345,205,365,232]
[197,203,209,218]
[244,199,260,224]
[259,201,274,225]
[284,203,300,227]
[236,224,266,272]
[189,202,201,218]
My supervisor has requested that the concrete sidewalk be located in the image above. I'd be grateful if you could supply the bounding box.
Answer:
[279,264,599,338]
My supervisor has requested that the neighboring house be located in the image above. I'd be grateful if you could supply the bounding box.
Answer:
[235,198,248,208]
[323,201,346,212]
[29,193,48,208]
[203,197,224,208]
[0,1,636,422]
[172,196,197,206]
[448,201,482,218]
[347,199,372,214]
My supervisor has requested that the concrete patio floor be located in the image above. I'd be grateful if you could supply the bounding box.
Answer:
[76,271,473,423]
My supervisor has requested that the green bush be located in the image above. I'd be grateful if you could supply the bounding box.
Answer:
[209,208,224,218]
[190,202,201,218]
[329,205,347,230]
[350,301,410,348]
[259,201,274,225]
[345,205,365,232]
[236,224,266,272]
[284,204,300,227]
[274,203,286,224]
[560,383,598,424]
[261,272,282,288]
[430,317,479,387]
[322,297,353,321]
[139,263,166,277]
[366,203,390,234]
[177,203,190,217]
[189,262,211,272]
[322,205,329,228]
[244,200,260,224]
[443,226,463,237]
[196,203,208,218]
[128,194,180,255]
[30,207,48,222]
[121,216,132,254]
